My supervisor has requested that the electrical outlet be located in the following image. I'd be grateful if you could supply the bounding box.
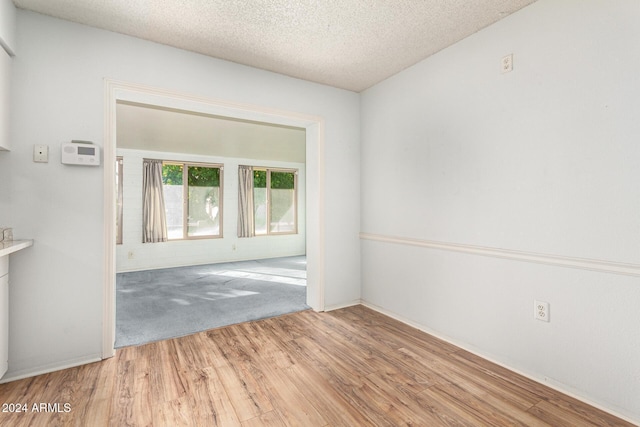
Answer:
[501,54,513,73]
[34,144,49,163]
[534,300,550,322]
[127,251,134,259]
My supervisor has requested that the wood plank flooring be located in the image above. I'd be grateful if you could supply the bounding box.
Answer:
[0,305,634,426]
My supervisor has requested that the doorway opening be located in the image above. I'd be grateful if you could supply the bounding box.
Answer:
[103,80,325,357]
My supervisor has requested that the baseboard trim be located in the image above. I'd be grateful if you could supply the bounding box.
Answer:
[360,232,640,277]
[360,300,639,425]
[0,356,102,384]
[323,299,362,312]
[115,253,308,274]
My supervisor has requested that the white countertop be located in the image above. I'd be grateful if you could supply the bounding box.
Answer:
[0,240,33,257]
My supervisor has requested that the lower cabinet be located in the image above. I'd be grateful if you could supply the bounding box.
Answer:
[0,257,8,378]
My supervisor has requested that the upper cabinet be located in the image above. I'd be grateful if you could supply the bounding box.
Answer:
[0,0,17,55]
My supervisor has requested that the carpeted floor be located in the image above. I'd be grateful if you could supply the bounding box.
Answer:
[115,256,308,348]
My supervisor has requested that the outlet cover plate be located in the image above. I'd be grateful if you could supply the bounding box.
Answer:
[502,54,513,73]
[534,300,550,322]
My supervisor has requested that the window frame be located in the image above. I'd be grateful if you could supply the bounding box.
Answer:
[253,167,298,236]
[162,160,224,241]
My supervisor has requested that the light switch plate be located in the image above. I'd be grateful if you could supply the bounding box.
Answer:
[34,144,49,163]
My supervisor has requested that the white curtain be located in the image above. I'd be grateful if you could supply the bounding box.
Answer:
[142,159,168,243]
[237,165,254,237]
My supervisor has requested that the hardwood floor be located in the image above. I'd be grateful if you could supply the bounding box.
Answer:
[0,305,634,426]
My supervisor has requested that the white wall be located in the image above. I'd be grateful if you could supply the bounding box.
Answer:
[0,153,9,222]
[361,0,640,422]
[116,148,306,272]
[4,10,360,380]
[0,0,16,54]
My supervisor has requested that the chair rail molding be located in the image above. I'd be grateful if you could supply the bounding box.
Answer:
[360,232,640,277]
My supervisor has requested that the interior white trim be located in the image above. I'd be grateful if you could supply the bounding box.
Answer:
[0,355,102,384]
[103,79,326,359]
[323,299,362,312]
[102,81,117,359]
[360,232,640,277]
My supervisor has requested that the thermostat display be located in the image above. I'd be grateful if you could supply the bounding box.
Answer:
[61,142,101,166]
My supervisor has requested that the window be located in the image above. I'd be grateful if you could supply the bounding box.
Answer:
[115,157,123,245]
[253,168,297,235]
[162,162,223,240]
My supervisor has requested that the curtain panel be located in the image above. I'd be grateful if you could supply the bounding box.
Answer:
[142,159,168,243]
[237,165,255,238]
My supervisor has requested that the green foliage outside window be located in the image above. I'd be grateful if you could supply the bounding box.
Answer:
[162,164,183,185]
[254,170,267,188]
[253,170,294,189]
[270,171,295,189]
[162,164,220,187]
[188,166,220,187]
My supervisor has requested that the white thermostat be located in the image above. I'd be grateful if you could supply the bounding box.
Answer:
[61,141,101,166]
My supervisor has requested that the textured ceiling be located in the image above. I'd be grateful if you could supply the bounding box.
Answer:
[13,0,536,92]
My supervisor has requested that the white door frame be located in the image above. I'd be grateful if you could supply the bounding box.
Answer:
[102,79,325,358]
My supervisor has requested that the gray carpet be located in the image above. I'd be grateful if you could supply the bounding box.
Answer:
[115,256,309,348]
